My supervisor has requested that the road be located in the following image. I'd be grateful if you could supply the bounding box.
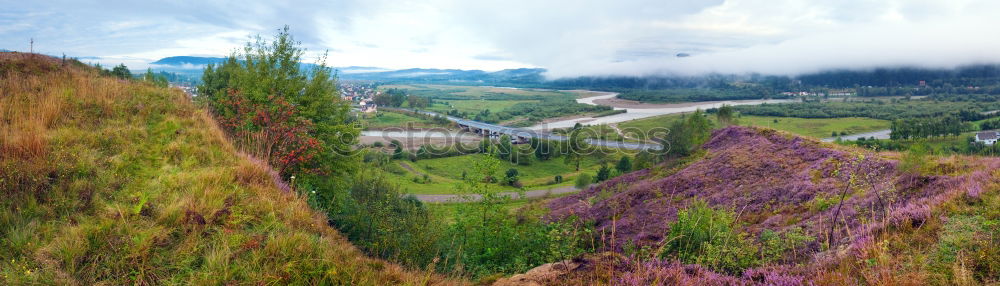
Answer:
[411,185,581,203]
[821,129,891,142]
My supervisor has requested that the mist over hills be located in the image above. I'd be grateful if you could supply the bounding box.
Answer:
[149,55,1000,93]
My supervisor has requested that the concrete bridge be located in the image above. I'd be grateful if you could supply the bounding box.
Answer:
[389,108,663,151]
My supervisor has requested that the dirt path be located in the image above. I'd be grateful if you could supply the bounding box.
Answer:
[411,185,582,203]
[397,162,426,177]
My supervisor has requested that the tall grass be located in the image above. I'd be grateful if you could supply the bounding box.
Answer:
[0,53,457,285]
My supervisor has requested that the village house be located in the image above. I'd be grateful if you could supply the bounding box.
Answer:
[359,100,377,113]
[976,131,998,145]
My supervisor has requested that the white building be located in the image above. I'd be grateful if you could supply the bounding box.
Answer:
[976,131,998,145]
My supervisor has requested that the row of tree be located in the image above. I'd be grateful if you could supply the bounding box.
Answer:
[889,116,972,140]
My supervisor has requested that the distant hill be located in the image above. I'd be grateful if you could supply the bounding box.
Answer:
[151,56,228,66]
[149,56,1000,98]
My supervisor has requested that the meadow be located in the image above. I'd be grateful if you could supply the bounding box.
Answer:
[615,113,890,140]
[356,109,451,129]
[426,99,538,114]
[739,115,890,138]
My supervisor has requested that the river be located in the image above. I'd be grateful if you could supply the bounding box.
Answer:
[528,93,794,130]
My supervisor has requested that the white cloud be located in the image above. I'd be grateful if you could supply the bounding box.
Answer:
[3,0,999,76]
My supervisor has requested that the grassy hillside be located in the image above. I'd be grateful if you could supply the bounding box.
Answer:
[0,53,452,284]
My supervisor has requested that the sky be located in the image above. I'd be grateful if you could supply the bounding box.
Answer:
[3,0,999,78]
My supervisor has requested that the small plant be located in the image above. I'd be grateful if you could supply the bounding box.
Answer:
[504,168,519,186]
[596,163,611,182]
[575,173,592,189]
[554,175,563,184]
[659,200,758,274]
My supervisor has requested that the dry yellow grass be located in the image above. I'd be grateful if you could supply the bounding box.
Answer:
[0,53,462,285]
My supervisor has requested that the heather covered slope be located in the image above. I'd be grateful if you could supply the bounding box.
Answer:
[0,53,453,285]
[540,126,999,284]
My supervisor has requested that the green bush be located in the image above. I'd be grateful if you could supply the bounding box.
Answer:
[575,173,592,189]
[659,200,812,274]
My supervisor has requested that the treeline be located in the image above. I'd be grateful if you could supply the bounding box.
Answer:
[981,118,1000,130]
[889,116,971,140]
[732,100,1000,121]
[854,85,1000,98]
[848,136,1000,157]
[504,99,611,123]
[798,65,1000,88]
[618,87,786,103]
[93,63,171,88]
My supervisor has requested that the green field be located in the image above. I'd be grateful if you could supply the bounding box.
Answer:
[388,152,621,195]
[426,99,539,114]
[357,110,451,129]
[615,113,890,140]
[385,83,555,115]
[740,116,890,138]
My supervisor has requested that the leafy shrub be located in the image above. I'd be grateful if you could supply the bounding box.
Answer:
[658,200,811,274]
[504,168,520,186]
[659,200,759,274]
[596,164,611,182]
[575,173,592,189]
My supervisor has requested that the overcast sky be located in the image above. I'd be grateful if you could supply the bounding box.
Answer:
[3,0,999,77]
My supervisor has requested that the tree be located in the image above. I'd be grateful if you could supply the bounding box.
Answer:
[633,150,655,170]
[392,145,404,160]
[143,68,168,87]
[498,135,513,161]
[564,129,588,171]
[533,139,553,161]
[198,26,358,181]
[616,155,632,173]
[504,168,520,186]
[716,104,737,125]
[662,110,713,157]
[110,63,131,80]
[374,88,407,107]
[478,139,493,154]
[595,164,611,182]
[406,95,429,108]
